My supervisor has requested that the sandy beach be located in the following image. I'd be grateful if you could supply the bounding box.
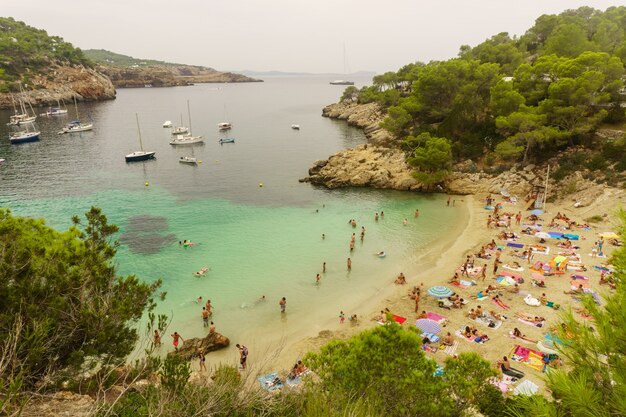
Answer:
[260,188,626,394]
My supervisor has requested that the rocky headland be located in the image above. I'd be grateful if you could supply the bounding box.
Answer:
[305,102,624,206]
[97,64,261,88]
[0,64,116,110]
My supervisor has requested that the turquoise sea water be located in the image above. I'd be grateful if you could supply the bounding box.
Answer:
[0,77,465,360]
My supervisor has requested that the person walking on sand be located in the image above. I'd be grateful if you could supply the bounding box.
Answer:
[515,211,522,226]
[347,257,352,271]
[493,259,501,276]
[153,330,162,347]
[236,344,248,370]
[340,311,345,324]
[171,332,183,352]
[481,264,487,281]
[202,307,210,327]
[279,297,287,313]
[414,292,421,313]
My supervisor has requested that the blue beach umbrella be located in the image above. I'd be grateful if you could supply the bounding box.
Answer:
[427,285,454,299]
[530,209,544,215]
[415,318,442,334]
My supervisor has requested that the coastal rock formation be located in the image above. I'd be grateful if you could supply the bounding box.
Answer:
[300,144,422,190]
[97,64,261,88]
[20,391,95,417]
[322,102,394,146]
[0,64,116,109]
[167,331,230,361]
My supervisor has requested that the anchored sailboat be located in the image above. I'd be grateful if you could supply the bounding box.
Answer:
[125,114,156,162]
[59,96,93,134]
[170,100,204,145]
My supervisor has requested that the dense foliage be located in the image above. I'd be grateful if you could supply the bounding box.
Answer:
[0,208,162,390]
[0,17,92,92]
[348,6,626,172]
[83,49,180,68]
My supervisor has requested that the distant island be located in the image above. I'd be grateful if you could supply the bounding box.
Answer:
[236,69,376,78]
[84,49,262,88]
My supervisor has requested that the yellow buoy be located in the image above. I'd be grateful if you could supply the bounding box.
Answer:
[259,182,263,187]
[198,160,203,164]
[145,182,149,187]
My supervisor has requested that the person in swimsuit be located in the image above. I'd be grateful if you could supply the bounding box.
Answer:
[153,330,161,347]
[279,297,287,313]
[171,332,183,352]
[236,344,248,370]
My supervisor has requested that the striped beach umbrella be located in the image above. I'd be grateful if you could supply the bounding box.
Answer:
[415,319,442,335]
[427,285,454,299]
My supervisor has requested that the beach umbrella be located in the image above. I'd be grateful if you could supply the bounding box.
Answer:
[427,285,454,299]
[530,209,544,215]
[415,318,442,335]
[599,232,619,239]
[534,232,551,239]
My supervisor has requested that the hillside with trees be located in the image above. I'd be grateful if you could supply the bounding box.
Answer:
[340,6,626,185]
[83,49,261,88]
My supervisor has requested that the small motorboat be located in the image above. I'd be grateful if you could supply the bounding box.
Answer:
[163,120,173,128]
[179,156,198,165]
[194,266,209,276]
[170,135,204,145]
[376,251,386,258]
[171,126,189,135]
[0,158,5,165]
[218,122,232,131]
[291,124,300,130]
[125,151,156,162]
[219,138,235,144]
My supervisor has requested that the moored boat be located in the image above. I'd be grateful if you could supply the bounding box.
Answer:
[10,130,40,144]
[219,137,235,144]
[163,120,173,128]
[170,134,204,145]
[218,122,232,131]
[291,124,300,130]
[179,156,198,165]
[126,114,156,162]
[171,126,189,135]
[59,120,94,134]
[329,80,354,85]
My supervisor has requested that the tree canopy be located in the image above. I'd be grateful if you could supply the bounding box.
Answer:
[344,6,626,171]
[0,208,162,388]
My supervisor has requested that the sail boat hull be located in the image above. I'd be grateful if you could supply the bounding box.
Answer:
[125,151,156,162]
[10,131,41,144]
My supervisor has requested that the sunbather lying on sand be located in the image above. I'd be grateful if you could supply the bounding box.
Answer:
[511,327,538,343]
[515,312,545,324]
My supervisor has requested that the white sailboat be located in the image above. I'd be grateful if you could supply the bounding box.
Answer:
[7,85,37,126]
[218,104,232,131]
[59,97,93,134]
[42,99,68,116]
[170,100,204,145]
[330,44,354,86]
[9,121,40,144]
[125,114,156,162]
[171,114,189,135]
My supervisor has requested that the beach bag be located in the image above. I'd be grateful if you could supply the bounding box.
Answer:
[488,321,496,328]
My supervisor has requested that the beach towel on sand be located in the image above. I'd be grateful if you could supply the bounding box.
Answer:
[258,373,284,391]
[455,328,489,343]
[510,345,545,372]
[507,242,524,249]
[475,315,502,329]
[518,317,545,328]
[426,312,447,323]
[443,341,459,356]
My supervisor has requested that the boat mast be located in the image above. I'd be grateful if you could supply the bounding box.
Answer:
[135,113,145,152]
[73,96,80,120]
[187,100,193,134]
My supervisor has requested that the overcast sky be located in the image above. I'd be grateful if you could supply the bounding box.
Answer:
[4,0,622,74]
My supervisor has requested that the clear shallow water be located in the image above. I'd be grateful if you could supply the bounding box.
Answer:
[0,77,463,359]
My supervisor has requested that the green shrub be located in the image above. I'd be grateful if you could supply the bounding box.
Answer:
[586,155,608,171]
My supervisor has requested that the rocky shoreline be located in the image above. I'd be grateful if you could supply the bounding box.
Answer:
[0,64,116,110]
[306,102,622,207]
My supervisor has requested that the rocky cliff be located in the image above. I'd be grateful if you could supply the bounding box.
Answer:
[0,64,116,109]
[98,64,261,88]
[322,102,394,145]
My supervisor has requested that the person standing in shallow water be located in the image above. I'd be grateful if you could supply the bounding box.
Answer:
[347,258,352,271]
[323,262,326,273]
[279,297,286,313]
